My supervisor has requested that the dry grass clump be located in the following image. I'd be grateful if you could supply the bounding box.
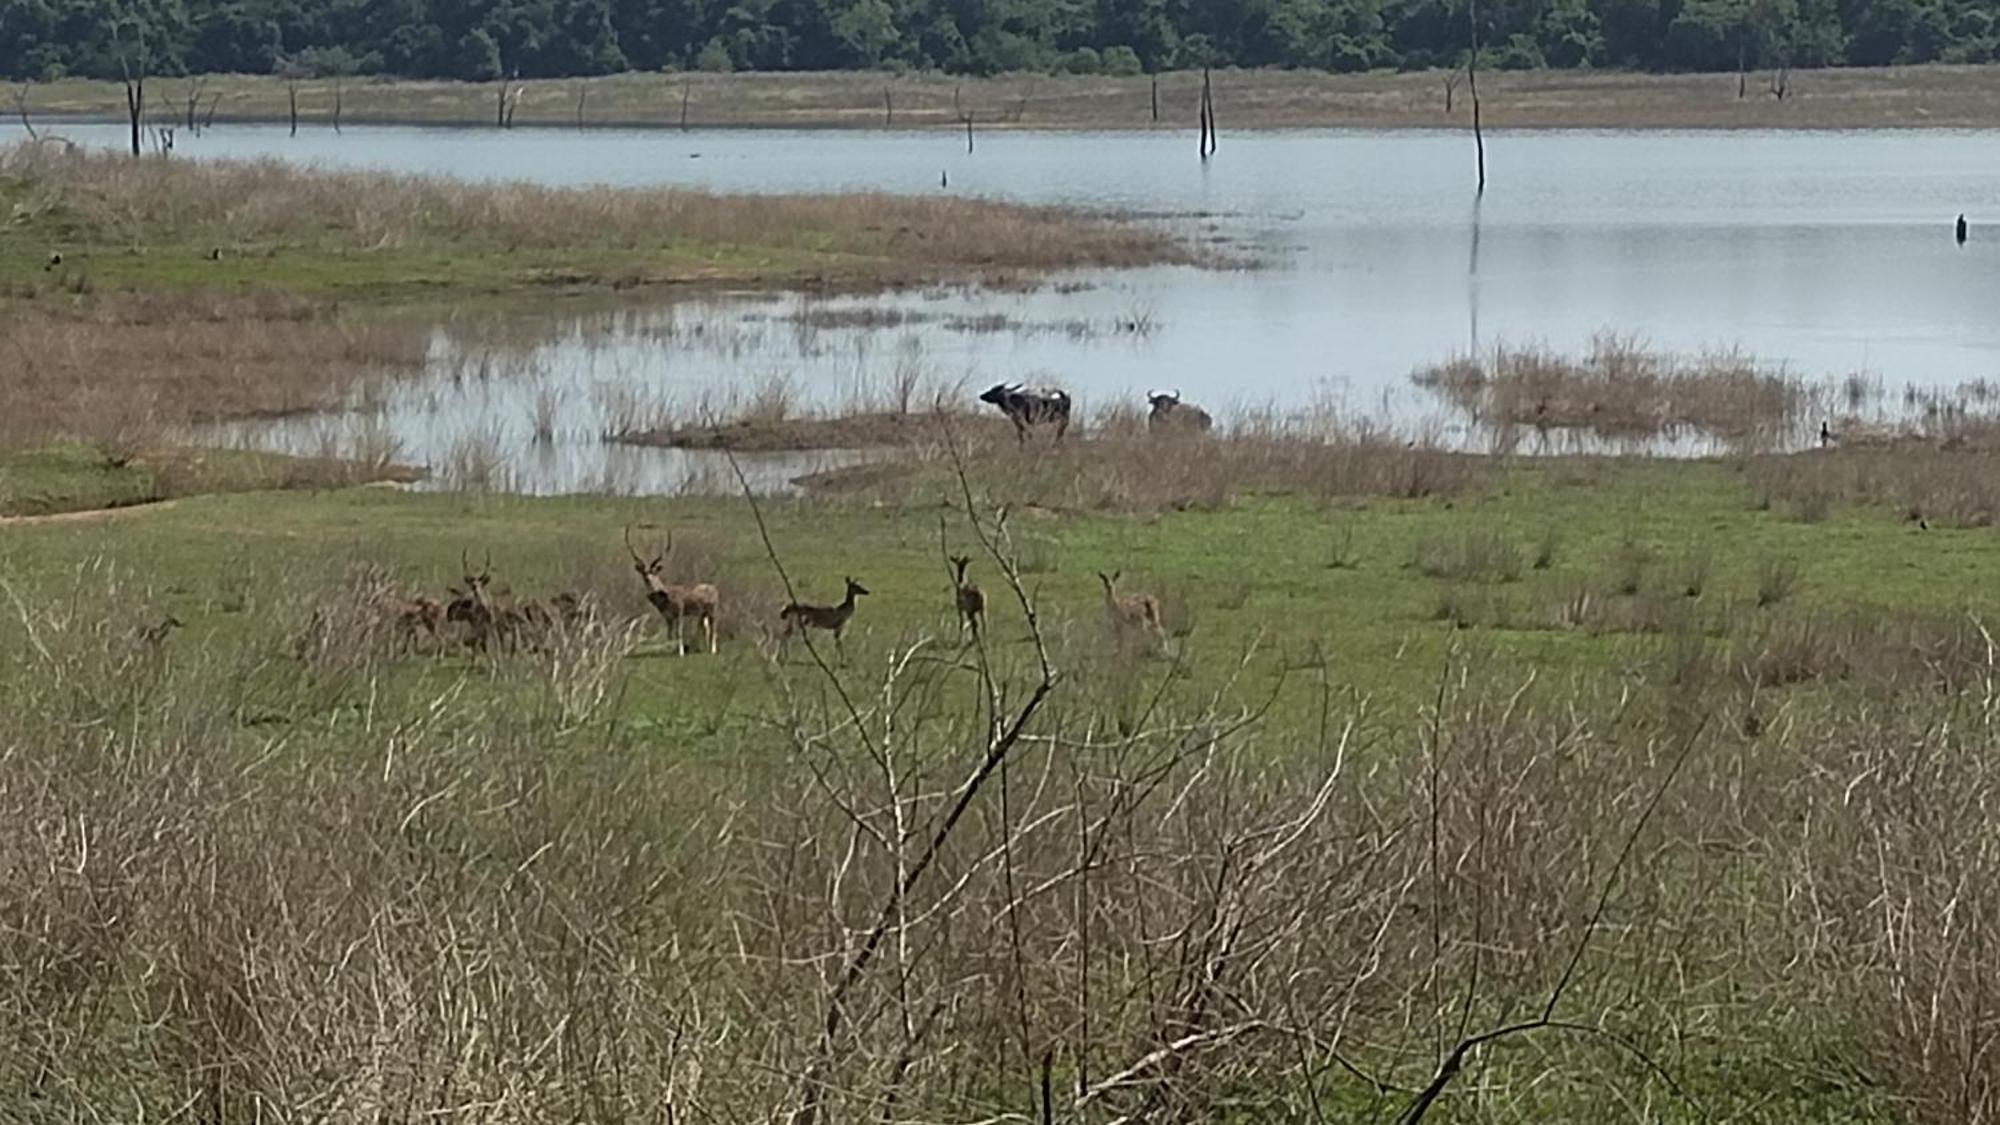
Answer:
[20,553,2000,1120]
[1416,334,1805,448]
[1413,527,1523,582]
[0,293,425,447]
[3,143,1187,274]
[1746,445,2000,528]
[803,423,1484,512]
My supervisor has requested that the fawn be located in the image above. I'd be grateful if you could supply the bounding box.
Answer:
[951,555,985,639]
[1097,570,1164,641]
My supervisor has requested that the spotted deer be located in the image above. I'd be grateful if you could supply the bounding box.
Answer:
[780,577,869,654]
[950,555,985,639]
[1097,570,1164,641]
[625,527,719,656]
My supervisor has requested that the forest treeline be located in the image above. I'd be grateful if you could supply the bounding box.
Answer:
[3,0,1995,83]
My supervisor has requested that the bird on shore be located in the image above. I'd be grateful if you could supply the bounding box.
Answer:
[1819,420,1837,448]
[44,250,62,270]
[940,169,948,189]
[1958,214,1969,245]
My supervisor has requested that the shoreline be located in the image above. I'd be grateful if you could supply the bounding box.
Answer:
[13,64,2000,134]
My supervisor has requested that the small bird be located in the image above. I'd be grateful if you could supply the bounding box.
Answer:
[1958,214,1969,245]
[940,169,948,189]
[43,250,62,270]
[207,246,222,261]
[1819,420,1836,448]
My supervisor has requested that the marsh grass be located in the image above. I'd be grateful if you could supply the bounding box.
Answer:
[1415,334,1805,448]
[1747,443,2000,528]
[1,143,1189,283]
[0,293,426,447]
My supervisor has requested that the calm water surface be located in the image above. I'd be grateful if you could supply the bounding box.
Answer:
[14,121,2000,490]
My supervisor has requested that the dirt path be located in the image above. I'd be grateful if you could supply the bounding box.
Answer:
[0,499,185,528]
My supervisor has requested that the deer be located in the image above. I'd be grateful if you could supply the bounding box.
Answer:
[950,554,985,639]
[1098,570,1164,643]
[625,527,719,656]
[445,550,520,652]
[381,594,444,643]
[780,577,869,655]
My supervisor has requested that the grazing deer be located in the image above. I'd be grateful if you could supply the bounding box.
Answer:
[625,527,719,656]
[950,554,985,639]
[136,613,182,652]
[780,577,869,654]
[381,594,444,642]
[1097,570,1164,641]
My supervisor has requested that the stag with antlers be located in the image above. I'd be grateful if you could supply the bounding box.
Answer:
[625,527,720,656]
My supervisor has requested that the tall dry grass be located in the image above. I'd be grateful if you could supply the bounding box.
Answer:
[3,143,1187,274]
[801,415,1484,511]
[1416,334,1805,449]
[12,543,2000,1120]
[0,292,426,447]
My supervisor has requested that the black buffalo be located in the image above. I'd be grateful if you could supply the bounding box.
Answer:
[979,383,1072,443]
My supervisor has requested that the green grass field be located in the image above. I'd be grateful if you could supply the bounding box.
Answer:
[0,451,1972,1121]
[5,455,1973,731]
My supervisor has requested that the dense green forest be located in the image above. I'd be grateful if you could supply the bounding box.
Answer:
[2,0,1995,82]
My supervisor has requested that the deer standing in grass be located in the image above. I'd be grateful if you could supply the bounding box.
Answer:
[1098,570,1164,643]
[950,555,985,639]
[626,527,719,655]
[780,577,869,656]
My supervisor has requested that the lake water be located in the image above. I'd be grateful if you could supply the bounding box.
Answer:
[13,120,2000,490]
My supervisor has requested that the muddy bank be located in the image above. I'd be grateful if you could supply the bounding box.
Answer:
[615,411,1018,453]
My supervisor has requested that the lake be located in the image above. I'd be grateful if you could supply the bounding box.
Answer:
[13,120,2000,491]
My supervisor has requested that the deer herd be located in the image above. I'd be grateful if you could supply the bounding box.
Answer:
[358,525,1169,662]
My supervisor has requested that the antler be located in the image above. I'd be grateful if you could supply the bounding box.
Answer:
[623,525,646,566]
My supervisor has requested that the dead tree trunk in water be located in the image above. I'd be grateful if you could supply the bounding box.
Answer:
[1150,73,1159,122]
[121,61,144,156]
[495,80,507,127]
[1444,71,1461,113]
[1736,41,1747,98]
[1466,0,1485,193]
[962,112,974,153]
[1198,67,1216,159]
[182,76,204,131]
[289,80,300,135]
[12,80,35,141]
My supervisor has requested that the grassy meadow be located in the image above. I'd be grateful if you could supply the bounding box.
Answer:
[18,63,2000,132]
[10,141,2000,1122]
